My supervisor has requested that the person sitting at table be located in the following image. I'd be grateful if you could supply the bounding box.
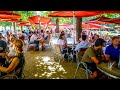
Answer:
[57,33,71,61]
[30,31,44,51]
[81,38,106,79]
[0,33,7,66]
[92,34,99,46]
[0,39,25,79]
[75,35,90,52]
[105,36,120,63]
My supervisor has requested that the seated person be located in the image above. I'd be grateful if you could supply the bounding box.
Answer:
[0,39,25,79]
[7,34,18,59]
[30,31,44,51]
[75,35,90,52]
[81,38,106,79]
[92,34,99,46]
[0,33,7,66]
[105,36,120,63]
[57,33,71,54]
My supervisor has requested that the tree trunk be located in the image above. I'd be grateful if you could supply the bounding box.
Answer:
[56,18,59,33]
[21,26,23,31]
[13,22,16,33]
[76,17,82,41]
[4,26,6,31]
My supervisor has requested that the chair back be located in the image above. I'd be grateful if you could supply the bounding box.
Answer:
[54,44,62,55]
[79,48,88,56]
[77,48,88,63]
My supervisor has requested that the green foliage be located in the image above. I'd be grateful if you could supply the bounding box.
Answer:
[41,11,74,24]
[0,22,12,26]
[13,11,36,21]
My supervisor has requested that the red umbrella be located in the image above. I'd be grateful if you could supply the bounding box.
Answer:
[0,11,21,19]
[1,19,21,22]
[48,11,101,17]
[101,18,120,24]
[89,16,111,21]
[18,22,31,26]
[48,11,120,18]
[86,21,111,24]
[28,16,52,25]
[82,23,111,29]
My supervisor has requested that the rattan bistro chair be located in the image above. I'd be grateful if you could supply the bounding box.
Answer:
[54,44,71,64]
[54,44,64,64]
[74,62,92,79]
[74,48,92,79]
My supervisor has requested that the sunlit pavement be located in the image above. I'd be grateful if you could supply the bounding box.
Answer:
[23,37,85,79]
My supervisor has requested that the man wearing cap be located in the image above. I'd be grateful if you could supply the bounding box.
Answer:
[81,38,106,79]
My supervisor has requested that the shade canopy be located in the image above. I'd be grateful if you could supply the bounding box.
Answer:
[0,11,21,19]
[17,22,31,26]
[86,21,111,24]
[101,18,120,24]
[48,11,120,18]
[89,16,112,21]
[0,19,21,22]
[48,11,101,17]
[28,16,52,25]
[82,23,111,29]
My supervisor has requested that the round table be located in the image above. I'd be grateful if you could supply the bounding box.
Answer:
[97,62,120,79]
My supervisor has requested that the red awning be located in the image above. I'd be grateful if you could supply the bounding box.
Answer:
[18,22,31,26]
[1,19,21,22]
[101,18,120,24]
[0,11,21,19]
[48,11,101,17]
[28,16,52,25]
[86,21,111,24]
[82,23,111,29]
[48,11,120,18]
[89,16,112,21]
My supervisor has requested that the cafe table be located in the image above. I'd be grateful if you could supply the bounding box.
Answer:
[97,62,120,79]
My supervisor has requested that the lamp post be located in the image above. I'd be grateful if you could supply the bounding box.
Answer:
[36,11,41,30]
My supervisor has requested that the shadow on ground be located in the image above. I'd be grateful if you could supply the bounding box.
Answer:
[24,46,86,79]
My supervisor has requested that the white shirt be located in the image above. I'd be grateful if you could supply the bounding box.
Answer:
[30,34,38,43]
[57,39,66,52]
[57,39,65,46]
[75,41,90,51]
[8,43,16,57]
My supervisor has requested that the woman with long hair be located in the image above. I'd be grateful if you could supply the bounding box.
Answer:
[0,39,25,79]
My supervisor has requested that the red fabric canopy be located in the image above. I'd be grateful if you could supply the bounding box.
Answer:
[87,16,113,24]
[28,16,52,25]
[0,11,21,19]
[1,19,21,22]
[48,11,120,18]
[82,23,111,29]
[48,11,101,17]
[86,21,111,24]
[18,22,31,26]
[101,18,120,24]
[89,16,111,21]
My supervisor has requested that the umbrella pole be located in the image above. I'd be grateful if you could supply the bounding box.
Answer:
[38,15,41,30]
[73,11,75,45]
